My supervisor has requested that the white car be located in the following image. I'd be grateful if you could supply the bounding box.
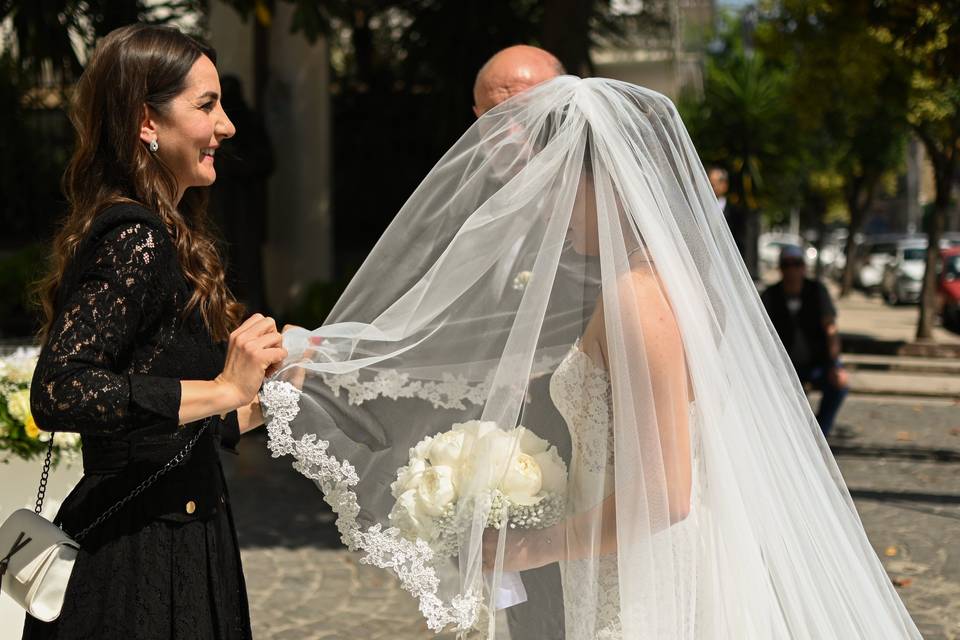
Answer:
[880,240,927,305]
[854,236,912,292]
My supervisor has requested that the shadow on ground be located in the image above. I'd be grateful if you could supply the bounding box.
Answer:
[222,430,344,549]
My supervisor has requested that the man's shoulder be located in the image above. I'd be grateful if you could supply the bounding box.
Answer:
[805,277,830,295]
[761,281,783,300]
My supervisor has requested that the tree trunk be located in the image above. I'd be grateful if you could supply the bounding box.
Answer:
[813,200,827,280]
[839,177,872,298]
[351,9,374,89]
[541,0,592,75]
[916,145,954,340]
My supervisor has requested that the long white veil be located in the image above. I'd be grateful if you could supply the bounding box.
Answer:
[260,76,921,638]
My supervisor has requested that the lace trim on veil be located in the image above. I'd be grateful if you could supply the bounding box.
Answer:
[260,352,566,631]
[260,379,482,632]
[320,369,493,410]
[317,351,564,409]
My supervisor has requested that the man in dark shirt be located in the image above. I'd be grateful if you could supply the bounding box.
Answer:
[761,245,849,437]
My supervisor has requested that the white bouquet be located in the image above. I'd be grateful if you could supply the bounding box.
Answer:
[388,420,567,556]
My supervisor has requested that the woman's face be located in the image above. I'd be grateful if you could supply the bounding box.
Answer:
[142,55,235,201]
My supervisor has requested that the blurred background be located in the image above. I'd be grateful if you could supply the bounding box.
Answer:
[1,1,959,638]
[1,0,957,340]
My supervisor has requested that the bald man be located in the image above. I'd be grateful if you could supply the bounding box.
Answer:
[474,45,569,639]
[473,45,565,117]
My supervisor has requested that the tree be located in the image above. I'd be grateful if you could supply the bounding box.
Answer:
[868,0,960,339]
[0,1,205,86]
[757,0,910,297]
[680,14,797,277]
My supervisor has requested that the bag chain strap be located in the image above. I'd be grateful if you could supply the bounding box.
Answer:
[34,418,212,542]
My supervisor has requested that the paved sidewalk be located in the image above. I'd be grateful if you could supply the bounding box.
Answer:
[832,283,960,348]
[834,288,960,399]
[227,394,960,639]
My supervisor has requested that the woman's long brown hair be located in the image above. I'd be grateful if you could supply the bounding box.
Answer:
[36,23,244,343]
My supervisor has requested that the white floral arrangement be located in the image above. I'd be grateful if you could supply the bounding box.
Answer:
[388,420,567,556]
[0,347,81,463]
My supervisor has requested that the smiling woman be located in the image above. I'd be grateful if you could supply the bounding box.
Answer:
[140,59,236,203]
[20,23,285,640]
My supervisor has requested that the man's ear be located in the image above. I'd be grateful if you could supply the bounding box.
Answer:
[139,104,159,145]
[473,104,482,118]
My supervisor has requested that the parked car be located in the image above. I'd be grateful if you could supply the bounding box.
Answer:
[880,239,927,305]
[818,229,851,279]
[939,246,960,331]
[854,235,908,292]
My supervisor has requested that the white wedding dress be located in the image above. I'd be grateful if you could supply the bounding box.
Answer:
[550,340,704,639]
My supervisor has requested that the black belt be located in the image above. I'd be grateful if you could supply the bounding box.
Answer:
[81,418,221,474]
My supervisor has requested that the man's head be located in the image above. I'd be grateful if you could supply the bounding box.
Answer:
[779,245,807,289]
[707,166,729,199]
[473,45,565,117]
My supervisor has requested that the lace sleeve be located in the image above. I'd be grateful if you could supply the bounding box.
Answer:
[30,217,182,434]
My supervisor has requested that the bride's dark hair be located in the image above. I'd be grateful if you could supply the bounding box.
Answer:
[36,23,244,342]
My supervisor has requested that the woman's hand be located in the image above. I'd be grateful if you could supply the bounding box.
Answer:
[482,526,557,573]
[215,314,287,409]
[277,324,324,391]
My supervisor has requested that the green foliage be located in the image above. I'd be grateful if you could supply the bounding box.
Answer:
[679,14,798,222]
[758,0,909,203]
[866,0,960,338]
[682,2,912,234]
[0,1,205,86]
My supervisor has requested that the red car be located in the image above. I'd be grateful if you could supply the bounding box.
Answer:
[939,246,960,331]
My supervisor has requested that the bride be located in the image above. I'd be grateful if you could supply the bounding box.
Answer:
[260,76,922,638]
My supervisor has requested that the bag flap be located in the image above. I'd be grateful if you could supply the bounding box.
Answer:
[0,508,78,584]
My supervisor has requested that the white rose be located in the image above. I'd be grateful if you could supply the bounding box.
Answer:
[517,426,549,455]
[533,448,567,494]
[501,453,543,505]
[6,388,31,424]
[416,465,458,516]
[411,435,435,462]
[390,489,434,539]
[472,429,520,489]
[392,457,427,497]
[428,429,467,467]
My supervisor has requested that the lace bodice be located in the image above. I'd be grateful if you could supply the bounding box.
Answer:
[549,343,615,489]
[549,341,702,639]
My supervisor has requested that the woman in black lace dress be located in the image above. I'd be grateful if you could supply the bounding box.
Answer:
[23,24,285,640]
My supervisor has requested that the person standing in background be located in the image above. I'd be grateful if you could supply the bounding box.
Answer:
[761,245,850,437]
[708,165,750,270]
[473,44,567,639]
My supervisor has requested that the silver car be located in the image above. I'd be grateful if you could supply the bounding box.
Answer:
[880,240,927,305]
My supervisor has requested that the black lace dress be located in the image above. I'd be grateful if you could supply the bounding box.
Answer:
[22,204,252,640]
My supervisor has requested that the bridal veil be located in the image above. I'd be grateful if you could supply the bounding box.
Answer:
[260,76,920,639]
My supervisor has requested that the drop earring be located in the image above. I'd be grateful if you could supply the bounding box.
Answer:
[148,139,159,153]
